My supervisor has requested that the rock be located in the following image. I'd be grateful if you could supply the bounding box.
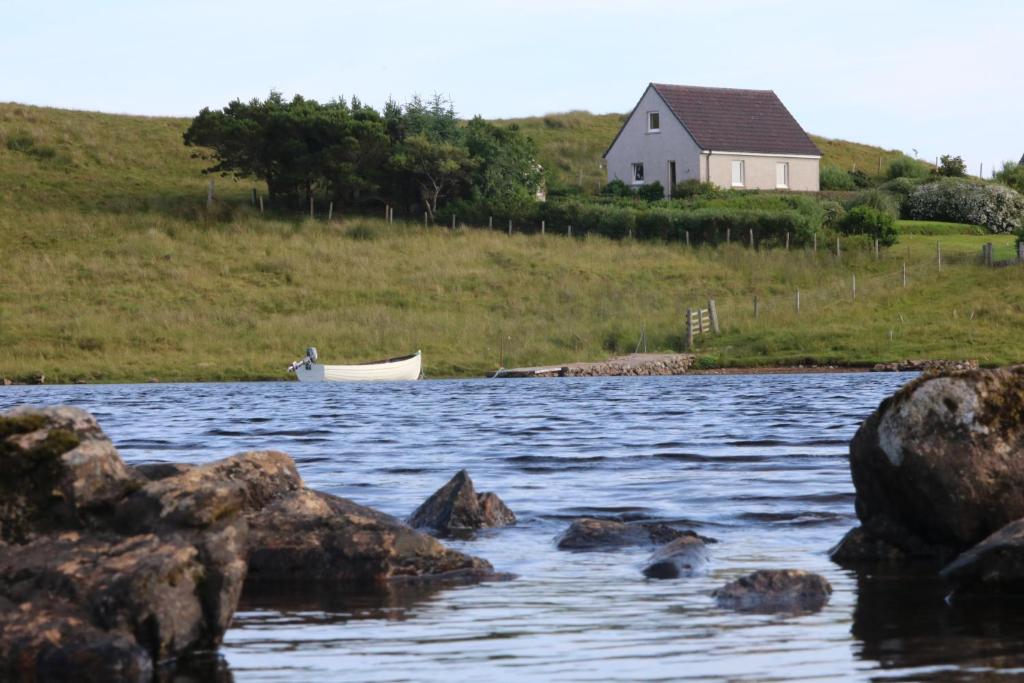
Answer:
[247,488,496,583]
[713,569,832,614]
[940,519,1024,595]
[0,406,139,544]
[556,517,713,551]
[133,462,195,481]
[829,526,933,566]
[871,359,979,373]
[642,535,709,579]
[842,366,1024,562]
[407,470,515,537]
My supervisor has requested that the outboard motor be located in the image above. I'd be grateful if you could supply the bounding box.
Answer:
[287,347,319,373]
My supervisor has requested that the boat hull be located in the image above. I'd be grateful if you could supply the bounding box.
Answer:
[293,352,422,382]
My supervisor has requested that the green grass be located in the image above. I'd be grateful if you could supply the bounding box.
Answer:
[896,220,987,236]
[2,102,1022,383]
[810,136,931,176]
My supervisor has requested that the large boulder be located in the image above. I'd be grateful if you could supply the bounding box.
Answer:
[713,569,832,614]
[557,517,712,551]
[247,488,496,583]
[0,406,139,544]
[407,470,515,537]
[642,535,709,579]
[838,367,1024,563]
[940,519,1024,595]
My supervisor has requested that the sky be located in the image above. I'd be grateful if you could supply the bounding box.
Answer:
[2,0,1021,174]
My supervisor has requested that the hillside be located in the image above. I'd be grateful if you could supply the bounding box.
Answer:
[1,102,1018,383]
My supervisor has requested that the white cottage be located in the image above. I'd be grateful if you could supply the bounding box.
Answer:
[604,83,821,193]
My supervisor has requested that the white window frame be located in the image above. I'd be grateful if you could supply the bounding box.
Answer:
[647,111,660,133]
[632,162,645,185]
[731,160,745,187]
[776,162,790,189]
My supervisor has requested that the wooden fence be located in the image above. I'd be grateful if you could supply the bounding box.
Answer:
[685,299,719,349]
[982,241,1024,267]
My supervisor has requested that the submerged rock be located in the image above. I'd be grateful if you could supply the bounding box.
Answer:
[836,366,1024,564]
[248,488,496,583]
[642,535,709,579]
[556,517,712,551]
[0,405,502,680]
[407,470,516,537]
[941,519,1024,595]
[713,569,832,614]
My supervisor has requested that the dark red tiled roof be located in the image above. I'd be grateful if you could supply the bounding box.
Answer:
[651,83,821,156]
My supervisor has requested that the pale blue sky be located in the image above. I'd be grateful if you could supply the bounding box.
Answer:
[3,0,1021,173]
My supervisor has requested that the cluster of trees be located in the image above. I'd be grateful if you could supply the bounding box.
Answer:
[183,93,542,219]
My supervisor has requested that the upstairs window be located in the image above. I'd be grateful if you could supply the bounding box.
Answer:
[647,112,660,132]
[731,160,745,187]
[632,162,645,184]
[776,162,790,189]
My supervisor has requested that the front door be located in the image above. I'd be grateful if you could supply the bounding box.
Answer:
[668,161,677,195]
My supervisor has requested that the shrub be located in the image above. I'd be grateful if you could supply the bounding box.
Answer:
[846,188,900,218]
[634,181,665,201]
[904,179,1024,233]
[5,129,36,152]
[994,162,1024,193]
[837,206,897,246]
[601,179,633,198]
[672,179,720,199]
[886,156,927,180]
[935,154,967,177]
[848,169,873,188]
[821,201,846,229]
[820,165,855,190]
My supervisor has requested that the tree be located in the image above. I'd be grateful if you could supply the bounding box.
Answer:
[994,161,1024,193]
[936,154,967,177]
[183,93,390,209]
[462,117,543,217]
[391,134,475,219]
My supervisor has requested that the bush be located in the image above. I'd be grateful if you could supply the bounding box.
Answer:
[5,129,36,153]
[820,165,855,190]
[601,179,633,198]
[904,179,1024,233]
[837,206,897,246]
[634,181,665,201]
[672,179,719,199]
[821,201,846,229]
[994,162,1024,193]
[848,169,873,188]
[935,154,967,177]
[846,188,900,218]
[886,156,928,180]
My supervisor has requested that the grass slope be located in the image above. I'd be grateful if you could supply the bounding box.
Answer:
[1,102,1020,382]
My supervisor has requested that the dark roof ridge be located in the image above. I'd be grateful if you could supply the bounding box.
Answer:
[652,82,774,95]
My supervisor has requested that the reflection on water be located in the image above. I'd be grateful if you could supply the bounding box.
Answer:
[5,374,1024,681]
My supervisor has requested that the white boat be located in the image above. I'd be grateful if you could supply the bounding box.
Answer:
[287,347,422,382]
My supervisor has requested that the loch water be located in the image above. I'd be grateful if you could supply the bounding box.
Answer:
[4,373,1024,682]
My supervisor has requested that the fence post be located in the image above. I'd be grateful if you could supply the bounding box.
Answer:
[754,295,759,319]
[568,225,572,237]
[785,232,790,251]
[328,202,333,221]
[836,236,841,260]
[1018,241,1024,263]
[685,308,694,350]
[813,232,817,253]
[796,288,801,313]
[726,228,731,245]
[902,261,907,288]
[258,195,264,214]
[451,214,456,230]
[385,204,389,221]
[874,239,879,259]
[749,228,754,249]
[489,216,493,229]
[424,211,428,227]
[937,241,942,271]
[309,196,314,218]
[708,299,720,334]
[251,188,257,206]
[852,274,857,301]
[541,220,546,235]
[389,207,394,223]
[508,219,512,236]
[685,230,690,248]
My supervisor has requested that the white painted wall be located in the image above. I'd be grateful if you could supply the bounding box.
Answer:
[705,153,820,191]
[605,86,703,194]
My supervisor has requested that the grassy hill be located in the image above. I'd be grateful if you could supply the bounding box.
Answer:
[0,102,1018,383]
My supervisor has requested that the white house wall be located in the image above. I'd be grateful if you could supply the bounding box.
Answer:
[705,153,820,192]
[605,86,703,191]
